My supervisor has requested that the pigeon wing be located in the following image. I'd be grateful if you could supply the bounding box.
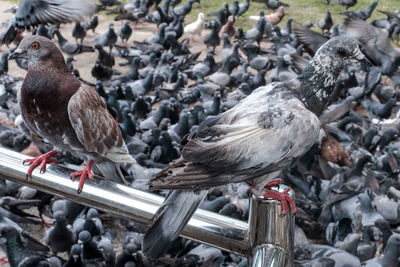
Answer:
[293,23,329,56]
[67,84,135,163]
[182,85,320,170]
[15,0,96,29]
[150,84,320,189]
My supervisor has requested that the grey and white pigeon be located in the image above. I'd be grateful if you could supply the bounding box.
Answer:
[8,35,136,193]
[141,36,371,258]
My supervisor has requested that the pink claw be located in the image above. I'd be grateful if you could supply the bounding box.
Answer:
[70,160,96,194]
[263,186,296,215]
[23,150,58,179]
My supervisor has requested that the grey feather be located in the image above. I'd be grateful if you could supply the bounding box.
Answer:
[142,189,208,258]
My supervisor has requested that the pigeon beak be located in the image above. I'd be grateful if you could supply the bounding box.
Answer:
[356,53,372,71]
[8,48,24,60]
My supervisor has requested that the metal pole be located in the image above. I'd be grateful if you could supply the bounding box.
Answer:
[0,146,295,266]
[249,186,295,267]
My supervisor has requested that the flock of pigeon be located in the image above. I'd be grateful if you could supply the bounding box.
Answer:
[0,0,400,266]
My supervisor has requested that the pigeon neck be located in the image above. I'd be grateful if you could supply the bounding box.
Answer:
[55,31,67,46]
[298,55,343,116]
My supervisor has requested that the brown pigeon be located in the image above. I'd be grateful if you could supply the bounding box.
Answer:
[8,35,136,193]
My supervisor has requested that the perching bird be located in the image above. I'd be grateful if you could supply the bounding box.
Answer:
[1,0,96,45]
[8,35,136,193]
[142,36,371,258]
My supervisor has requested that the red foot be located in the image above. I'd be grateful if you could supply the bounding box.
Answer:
[264,178,282,190]
[248,178,296,215]
[0,257,8,264]
[23,150,58,179]
[70,160,96,194]
[40,214,51,228]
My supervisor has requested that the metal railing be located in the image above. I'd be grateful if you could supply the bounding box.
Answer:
[0,146,294,266]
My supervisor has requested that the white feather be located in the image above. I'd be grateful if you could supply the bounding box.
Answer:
[184,12,205,35]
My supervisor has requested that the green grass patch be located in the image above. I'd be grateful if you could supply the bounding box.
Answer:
[3,0,399,31]
[186,0,400,30]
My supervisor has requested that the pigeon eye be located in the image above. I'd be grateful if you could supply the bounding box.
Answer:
[31,42,40,50]
[337,48,347,57]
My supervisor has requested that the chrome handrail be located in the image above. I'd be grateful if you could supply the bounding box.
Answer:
[0,146,294,266]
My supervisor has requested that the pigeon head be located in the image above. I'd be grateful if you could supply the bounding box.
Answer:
[78,230,92,243]
[9,35,66,69]
[314,36,371,71]
[71,244,82,257]
[53,211,66,223]
[198,12,205,20]
[87,208,99,218]
[125,243,139,255]
[299,36,371,115]
[0,226,17,242]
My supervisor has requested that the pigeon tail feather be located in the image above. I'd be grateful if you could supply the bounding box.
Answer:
[92,161,128,184]
[142,189,208,258]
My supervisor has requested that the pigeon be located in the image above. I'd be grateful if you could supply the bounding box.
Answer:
[54,30,95,56]
[95,23,118,52]
[44,211,74,253]
[221,16,236,39]
[343,17,400,76]
[141,37,371,258]
[72,22,87,45]
[363,233,400,266]
[8,35,136,193]
[249,6,285,25]
[229,0,240,18]
[99,0,122,7]
[184,12,205,41]
[0,225,49,267]
[204,19,220,49]
[118,21,133,44]
[254,0,289,10]
[95,44,115,67]
[78,230,103,263]
[64,244,83,267]
[340,1,378,21]
[172,0,195,17]
[0,0,96,45]
[82,15,99,33]
[238,0,250,17]
[91,59,120,81]
[315,8,333,32]
[328,0,357,10]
